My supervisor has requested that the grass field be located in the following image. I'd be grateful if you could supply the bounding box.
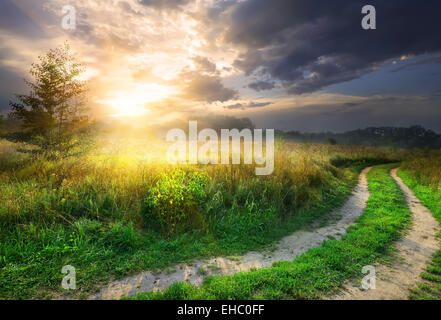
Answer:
[398,153,441,300]
[0,137,397,299]
[130,164,411,300]
[3,134,441,300]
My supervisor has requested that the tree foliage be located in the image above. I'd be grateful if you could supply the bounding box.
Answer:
[9,43,91,156]
[284,126,441,149]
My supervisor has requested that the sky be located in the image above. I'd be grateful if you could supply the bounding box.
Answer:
[0,0,440,132]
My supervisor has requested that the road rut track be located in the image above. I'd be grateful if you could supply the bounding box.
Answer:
[87,167,372,300]
[332,168,440,300]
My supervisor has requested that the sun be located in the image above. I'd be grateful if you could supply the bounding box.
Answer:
[100,83,176,117]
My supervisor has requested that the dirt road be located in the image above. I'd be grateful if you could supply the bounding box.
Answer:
[332,168,439,300]
[90,167,372,300]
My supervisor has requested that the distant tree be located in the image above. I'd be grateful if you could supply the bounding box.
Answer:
[9,43,90,157]
[285,126,441,149]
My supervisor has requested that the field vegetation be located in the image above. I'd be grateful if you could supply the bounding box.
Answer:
[398,150,441,299]
[1,38,440,302]
[0,136,397,299]
[131,164,410,299]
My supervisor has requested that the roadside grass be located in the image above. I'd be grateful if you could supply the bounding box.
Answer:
[397,169,441,300]
[0,139,396,299]
[0,171,355,300]
[129,164,410,300]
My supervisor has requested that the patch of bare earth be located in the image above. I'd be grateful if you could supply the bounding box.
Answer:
[331,168,440,300]
[87,167,372,300]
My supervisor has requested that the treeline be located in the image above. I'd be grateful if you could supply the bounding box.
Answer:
[280,126,441,149]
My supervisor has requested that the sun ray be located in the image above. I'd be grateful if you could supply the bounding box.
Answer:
[98,83,176,117]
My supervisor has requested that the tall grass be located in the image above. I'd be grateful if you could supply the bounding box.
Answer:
[399,149,441,299]
[0,137,397,298]
[130,164,410,300]
[400,149,441,188]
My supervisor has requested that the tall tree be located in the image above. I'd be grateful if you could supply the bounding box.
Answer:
[9,43,90,156]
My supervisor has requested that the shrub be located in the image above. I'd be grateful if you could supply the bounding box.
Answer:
[330,156,395,168]
[141,169,208,236]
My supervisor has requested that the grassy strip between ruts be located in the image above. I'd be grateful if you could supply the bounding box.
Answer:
[397,169,441,300]
[129,164,410,300]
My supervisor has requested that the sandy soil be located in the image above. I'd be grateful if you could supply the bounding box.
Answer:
[89,167,372,300]
[331,168,440,300]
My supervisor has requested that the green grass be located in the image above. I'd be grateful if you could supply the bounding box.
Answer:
[129,164,410,300]
[0,172,356,299]
[397,169,441,300]
[2,139,396,299]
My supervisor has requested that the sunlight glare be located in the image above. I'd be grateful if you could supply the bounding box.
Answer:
[100,83,175,117]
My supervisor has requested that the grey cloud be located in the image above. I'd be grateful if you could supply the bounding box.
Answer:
[192,56,218,75]
[118,1,142,15]
[0,0,49,38]
[247,80,275,91]
[223,0,441,94]
[342,102,360,108]
[233,51,263,76]
[138,0,192,11]
[192,114,255,130]
[390,55,441,73]
[174,55,239,102]
[0,65,27,112]
[224,101,272,110]
[248,95,441,133]
[153,115,255,135]
[178,71,239,103]
[224,103,242,110]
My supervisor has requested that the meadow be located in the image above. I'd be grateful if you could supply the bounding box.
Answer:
[130,150,441,300]
[132,164,411,299]
[398,150,441,299]
[0,135,398,299]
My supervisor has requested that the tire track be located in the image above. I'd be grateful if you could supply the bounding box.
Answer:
[332,168,439,300]
[89,167,372,300]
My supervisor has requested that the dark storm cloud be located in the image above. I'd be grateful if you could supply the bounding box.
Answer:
[224,0,441,94]
[342,102,360,108]
[247,80,275,91]
[0,65,27,112]
[0,0,47,38]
